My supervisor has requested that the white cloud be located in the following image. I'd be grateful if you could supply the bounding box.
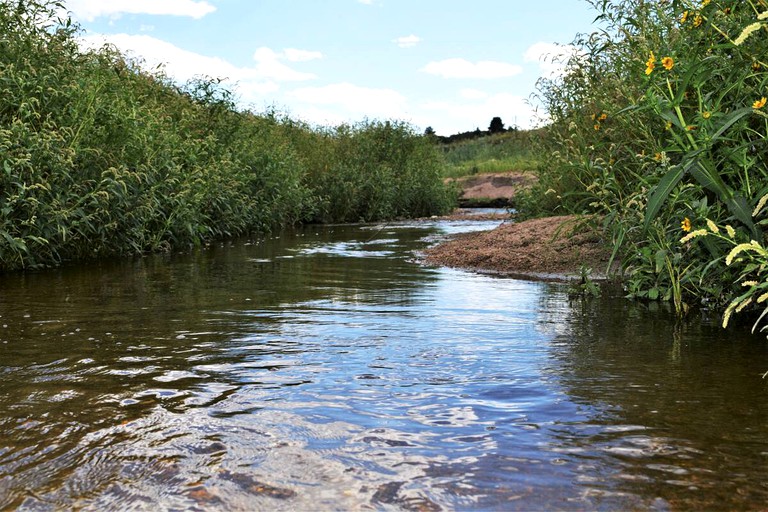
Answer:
[80,34,318,83]
[393,35,421,48]
[524,42,583,77]
[81,33,244,81]
[283,48,323,62]
[460,88,488,100]
[421,58,523,79]
[252,47,318,81]
[79,34,323,110]
[67,0,216,21]
[288,83,407,121]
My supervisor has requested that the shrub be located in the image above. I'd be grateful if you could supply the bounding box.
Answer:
[523,0,768,326]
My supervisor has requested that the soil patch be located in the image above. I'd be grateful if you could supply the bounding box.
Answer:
[447,171,536,207]
[423,215,615,281]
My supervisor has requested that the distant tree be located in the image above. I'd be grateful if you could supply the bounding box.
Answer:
[424,126,436,136]
[488,116,504,133]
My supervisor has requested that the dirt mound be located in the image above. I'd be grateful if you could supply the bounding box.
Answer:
[423,215,615,280]
[447,171,537,206]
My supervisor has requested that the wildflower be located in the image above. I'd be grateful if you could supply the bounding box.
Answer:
[701,0,710,6]
[735,22,762,46]
[662,56,675,70]
[726,240,762,266]
[752,192,768,216]
[706,218,719,233]
[681,217,692,232]
[645,51,656,75]
[736,297,753,313]
[680,228,708,243]
[599,113,608,121]
[681,10,690,23]
[702,111,712,119]
[753,97,767,109]
[594,124,601,131]
[753,62,762,72]
[665,121,673,130]
[758,292,768,303]
[726,225,736,238]
[722,304,734,328]
[693,15,703,27]
[685,125,697,131]
[653,152,663,162]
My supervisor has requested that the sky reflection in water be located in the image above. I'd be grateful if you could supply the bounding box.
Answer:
[0,219,767,510]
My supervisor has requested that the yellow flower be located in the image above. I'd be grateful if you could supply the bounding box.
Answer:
[599,113,608,121]
[702,111,711,119]
[645,51,656,75]
[665,121,673,130]
[594,124,601,131]
[701,0,710,6]
[754,97,767,109]
[681,217,692,232]
[653,152,663,162]
[681,10,690,23]
[686,125,697,131]
[693,15,703,27]
[753,62,762,72]
[662,56,674,70]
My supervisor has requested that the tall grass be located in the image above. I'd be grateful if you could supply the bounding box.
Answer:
[0,0,454,271]
[521,0,768,328]
[439,130,541,179]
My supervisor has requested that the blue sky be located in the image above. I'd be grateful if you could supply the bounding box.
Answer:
[67,0,599,135]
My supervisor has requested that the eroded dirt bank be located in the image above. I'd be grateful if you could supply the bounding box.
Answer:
[426,172,614,280]
[446,171,536,207]
[423,215,614,280]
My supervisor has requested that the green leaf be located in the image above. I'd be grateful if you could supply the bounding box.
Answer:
[689,159,730,198]
[709,107,753,143]
[644,163,687,230]
[655,249,668,274]
[726,195,758,234]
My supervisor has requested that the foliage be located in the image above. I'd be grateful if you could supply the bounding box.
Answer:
[439,130,541,179]
[488,116,505,133]
[521,0,768,327]
[0,0,454,271]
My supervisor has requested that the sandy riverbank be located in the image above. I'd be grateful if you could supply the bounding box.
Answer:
[425,173,615,280]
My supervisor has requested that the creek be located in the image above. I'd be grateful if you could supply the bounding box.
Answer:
[1,216,767,510]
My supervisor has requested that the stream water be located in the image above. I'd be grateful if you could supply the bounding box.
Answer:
[1,217,767,511]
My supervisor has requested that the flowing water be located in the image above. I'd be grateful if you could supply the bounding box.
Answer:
[1,217,767,511]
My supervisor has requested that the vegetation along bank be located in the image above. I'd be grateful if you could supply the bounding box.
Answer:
[0,0,454,271]
[505,0,768,331]
[5,0,768,334]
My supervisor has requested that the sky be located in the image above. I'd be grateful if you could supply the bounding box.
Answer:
[64,0,600,136]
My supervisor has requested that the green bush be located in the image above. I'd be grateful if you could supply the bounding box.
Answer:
[522,0,768,326]
[0,0,453,270]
